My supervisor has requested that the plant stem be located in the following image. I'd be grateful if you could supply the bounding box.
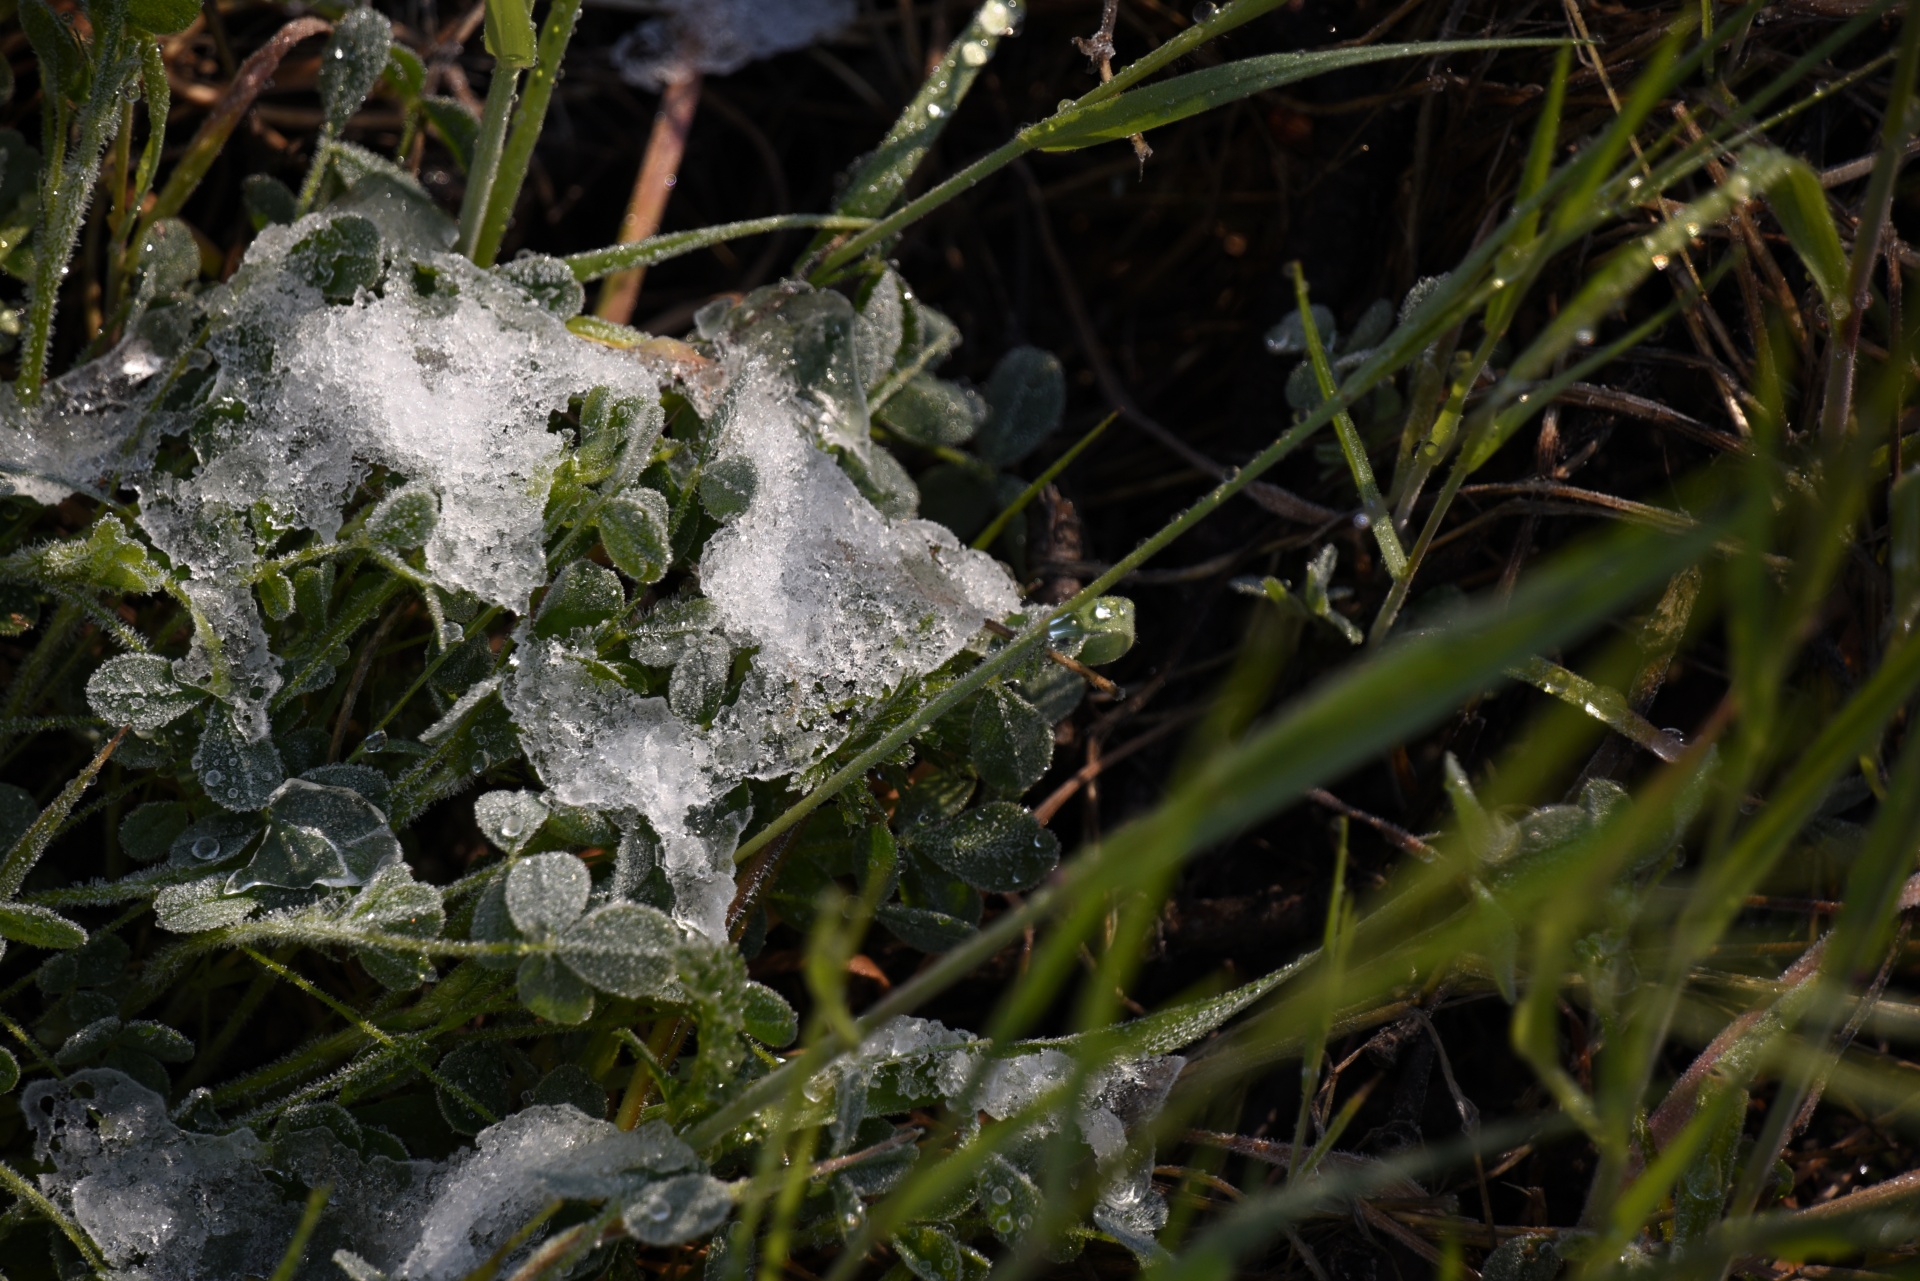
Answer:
[19,37,140,404]
[471,0,583,268]
[457,65,523,262]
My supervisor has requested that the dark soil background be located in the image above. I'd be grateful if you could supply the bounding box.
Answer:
[4,0,1916,1274]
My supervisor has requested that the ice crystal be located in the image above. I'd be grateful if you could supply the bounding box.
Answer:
[613,0,855,88]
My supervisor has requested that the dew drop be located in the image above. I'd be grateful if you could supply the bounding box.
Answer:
[926,102,945,118]
[1651,253,1671,270]
[646,1198,670,1222]
[1056,99,1076,113]
[130,695,146,710]
[989,1185,1011,1205]
[226,787,240,800]
[1575,328,1596,346]
[961,41,989,66]
[1352,512,1371,530]
[1018,1214,1032,1230]
[500,815,524,839]
[191,837,221,860]
[1193,0,1219,19]
[363,729,388,752]
[1627,175,1643,190]
[203,769,224,786]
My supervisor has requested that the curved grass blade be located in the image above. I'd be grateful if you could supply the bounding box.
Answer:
[568,214,877,283]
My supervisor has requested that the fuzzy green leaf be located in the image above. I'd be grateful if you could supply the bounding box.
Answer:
[909,802,1059,893]
[977,346,1065,466]
[970,685,1053,796]
[87,654,203,732]
[599,491,673,584]
[557,902,682,999]
[506,852,591,936]
[0,902,86,949]
[319,9,394,136]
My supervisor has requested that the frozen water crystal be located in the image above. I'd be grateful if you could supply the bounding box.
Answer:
[22,1071,709,1281]
[613,0,855,89]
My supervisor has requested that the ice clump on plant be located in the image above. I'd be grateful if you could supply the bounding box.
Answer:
[23,1070,718,1280]
[506,306,1015,941]
[613,0,855,88]
[829,1018,1185,1248]
[701,356,1019,696]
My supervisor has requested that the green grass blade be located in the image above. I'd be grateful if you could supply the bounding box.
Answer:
[970,413,1112,551]
[569,214,878,283]
[1291,265,1404,577]
[1030,41,1563,152]
[822,1,1019,225]
[471,0,582,268]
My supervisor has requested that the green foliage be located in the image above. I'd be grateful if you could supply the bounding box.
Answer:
[0,5,1913,1280]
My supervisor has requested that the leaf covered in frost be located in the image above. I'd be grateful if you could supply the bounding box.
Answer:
[193,709,286,812]
[909,802,1059,893]
[557,902,682,999]
[86,653,203,731]
[229,778,401,891]
[601,489,673,582]
[475,788,550,855]
[288,214,383,303]
[534,560,625,638]
[0,902,86,949]
[668,633,730,726]
[977,347,1065,466]
[878,374,985,448]
[506,852,591,936]
[622,1172,734,1246]
[518,953,596,1023]
[319,9,394,136]
[497,254,585,317]
[970,684,1053,796]
[34,518,168,594]
[364,484,438,550]
[742,981,798,1047]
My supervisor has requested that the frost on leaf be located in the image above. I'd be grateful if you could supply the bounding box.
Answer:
[229,778,402,891]
[23,1071,737,1281]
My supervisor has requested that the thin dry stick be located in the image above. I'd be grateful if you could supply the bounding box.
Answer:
[980,617,1118,694]
[1074,0,1151,165]
[596,69,704,325]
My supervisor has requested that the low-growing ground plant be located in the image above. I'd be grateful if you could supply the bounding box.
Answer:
[0,1,1914,1278]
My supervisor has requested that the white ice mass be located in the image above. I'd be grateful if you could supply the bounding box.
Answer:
[0,209,1015,941]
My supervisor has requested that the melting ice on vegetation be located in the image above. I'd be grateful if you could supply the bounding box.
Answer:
[22,1025,1185,1277]
[23,1069,726,1281]
[612,0,855,88]
[0,204,1015,940]
[819,1017,1186,1247]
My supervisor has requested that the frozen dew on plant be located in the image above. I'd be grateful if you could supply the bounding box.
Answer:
[612,0,856,88]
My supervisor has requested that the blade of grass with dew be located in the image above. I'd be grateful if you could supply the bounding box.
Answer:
[813,40,1564,279]
[567,215,879,283]
[801,0,1022,262]
[1291,266,1404,577]
[971,413,1112,550]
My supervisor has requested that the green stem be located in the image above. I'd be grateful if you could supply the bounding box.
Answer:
[566,214,878,283]
[472,0,583,268]
[972,413,1113,550]
[457,66,523,262]
[0,1155,107,1271]
[19,37,141,404]
[1292,264,1406,578]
